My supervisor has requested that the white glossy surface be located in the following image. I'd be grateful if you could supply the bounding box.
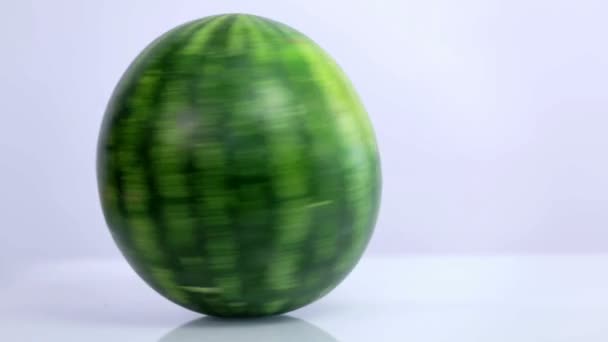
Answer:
[2,255,607,341]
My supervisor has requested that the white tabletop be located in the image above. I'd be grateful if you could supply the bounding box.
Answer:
[2,255,607,341]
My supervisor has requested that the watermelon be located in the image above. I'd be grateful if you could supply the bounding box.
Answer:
[97,13,381,317]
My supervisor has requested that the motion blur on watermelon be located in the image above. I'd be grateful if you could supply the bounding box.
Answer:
[97,13,381,317]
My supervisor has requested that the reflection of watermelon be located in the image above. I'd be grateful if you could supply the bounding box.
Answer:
[97,13,381,317]
[159,316,337,341]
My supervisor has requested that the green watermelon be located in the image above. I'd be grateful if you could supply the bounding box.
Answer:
[97,13,381,317]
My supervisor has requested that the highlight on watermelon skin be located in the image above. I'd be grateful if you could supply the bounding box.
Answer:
[97,13,381,317]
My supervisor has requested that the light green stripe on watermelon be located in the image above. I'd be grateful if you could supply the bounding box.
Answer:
[268,21,376,278]
[313,50,380,275]
[226,14,250,54]
[258,24,335,248]
[253,62,311,292]
[248,17,344,302]
[180,15,230,56]
[119,19,218,305]
[296,39,378,276]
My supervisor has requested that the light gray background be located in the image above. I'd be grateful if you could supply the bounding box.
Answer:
[1,0,607,274]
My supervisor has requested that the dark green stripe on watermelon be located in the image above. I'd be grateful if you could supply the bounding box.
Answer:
[220,16,279,316]
[99,18,212,304]
[177,16,243,316]
[97,13,381,318]
[148,15,240,311]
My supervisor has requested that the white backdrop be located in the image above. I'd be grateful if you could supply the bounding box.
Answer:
[1,0,607,274]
